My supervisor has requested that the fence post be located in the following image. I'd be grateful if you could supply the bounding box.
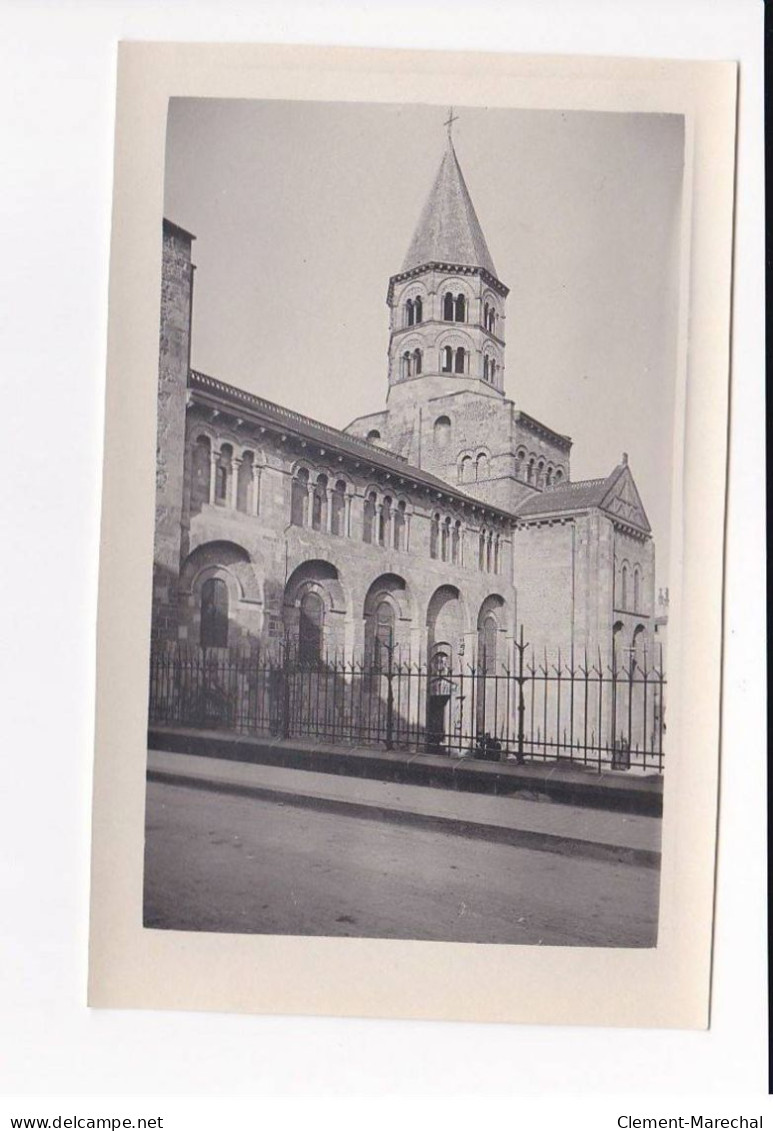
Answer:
[384,641,395,751]
[514,625,528,765]
[281,643,291,740]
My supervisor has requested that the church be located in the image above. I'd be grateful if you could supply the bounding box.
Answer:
[150,125,658,761]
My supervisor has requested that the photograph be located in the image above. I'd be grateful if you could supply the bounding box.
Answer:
[144,97,681,948]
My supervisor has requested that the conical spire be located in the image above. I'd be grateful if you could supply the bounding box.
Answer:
[401,137,498,277]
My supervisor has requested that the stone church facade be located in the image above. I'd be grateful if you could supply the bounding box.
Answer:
[150,135,657,755]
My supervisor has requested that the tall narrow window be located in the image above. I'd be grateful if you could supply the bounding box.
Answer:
[454,347,465,374]
[621,564,629,610]
[476,453,488,480]
[490,361,497,383]
[555,469,563,483]
[483,355,489,381]
[413,348,422,375]
[331,480,347,536]
[483,302,490,330]
[236,452,253,513]
[215,444,232,504]
[486,532,493,573]
[545,467,553,488]
[401,351,411,379]
[405,299,414,327]
[298,591,324,664]
[493,534,500,574]
[527,458,535,484]
[451,520,461,564]
[480,614,497,674]
[291,467,309,526]
[414,296,423,323]
[374,600,395,669]
[633,567,641,613]
[459,455,472,484]
[454,293,466,322]
[443,292,454,321]
[537,460,545,487]
[191,435,211,515]
[478,530,486,571]
[393,500,406,550]
[430,513,440,559]
[441,516,450,562]
[200,577,229,649]
[312,474,328,532]
[441,346,453,373]
[379,496,392,546]
[363,491,377,544]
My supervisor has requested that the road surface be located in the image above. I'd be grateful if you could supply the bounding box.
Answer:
[144,778,659,946]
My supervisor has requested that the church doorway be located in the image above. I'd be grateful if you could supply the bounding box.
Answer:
[426,644,454,753]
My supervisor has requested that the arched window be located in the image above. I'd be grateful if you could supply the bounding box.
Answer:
[363,491,377,544]
[200,577,228,649]
[441,346,453,373]
[478,530,486,571]
[414,296,423,323]
[633,566,641,613]
[215,444,232,505]
[290,467,309,526]
[486,532,493,573]
[621,564,629,610]
[454,293,466,322]
[451,520,461,565]
[493,534,500,574]
[480,614,497,674]
[433,415,451,447]
[476,452,488,480]
[555,468,563,483]
[459,454,472,483]
[366,429,381,443]
[545,467,553,488]
[490,361,497,383]
[441,516,451,562]
[401,351,411,379]
[537,460,545,487]
[191,435,211,514]
[298,591,324,665]
[374,600,395,669]
[331,480,347,536]
[483,302,490,330]
[393,500,407,550]
[405,299,414,327]
[311,473,327,532]
[379,496,392,546]
[430,513,440,559]
[454,347,465,374]
[483,355,490,381]
[413,348,422,375]
[527,457,535,484]
[236,451,254,513]
[443,292,454,321]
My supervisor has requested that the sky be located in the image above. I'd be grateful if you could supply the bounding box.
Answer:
[164,99,684,588]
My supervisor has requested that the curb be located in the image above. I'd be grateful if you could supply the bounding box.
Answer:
[147,768,661,870]
[148,727,664,816]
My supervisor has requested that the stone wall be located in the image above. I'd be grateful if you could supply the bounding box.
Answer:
[152,221,193,645]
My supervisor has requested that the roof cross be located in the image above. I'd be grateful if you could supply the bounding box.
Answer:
[443,106,459,140]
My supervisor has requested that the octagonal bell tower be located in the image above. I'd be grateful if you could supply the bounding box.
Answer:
[386,119,509,409]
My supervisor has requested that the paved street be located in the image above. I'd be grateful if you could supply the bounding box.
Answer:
[144,778,660,946]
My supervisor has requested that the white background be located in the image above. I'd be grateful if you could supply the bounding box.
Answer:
[0,0,765,1118]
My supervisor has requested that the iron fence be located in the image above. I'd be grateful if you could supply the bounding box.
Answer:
[148,631,666,773]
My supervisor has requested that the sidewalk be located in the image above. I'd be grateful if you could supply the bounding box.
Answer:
[148,748,662,869]
[148,724,664,816]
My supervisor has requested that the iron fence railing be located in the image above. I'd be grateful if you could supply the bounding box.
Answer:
[148,631,666,773]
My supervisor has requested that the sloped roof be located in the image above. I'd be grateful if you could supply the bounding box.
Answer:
[188,370,513,520]
[401,138,499,277]
[516,462,652,533]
